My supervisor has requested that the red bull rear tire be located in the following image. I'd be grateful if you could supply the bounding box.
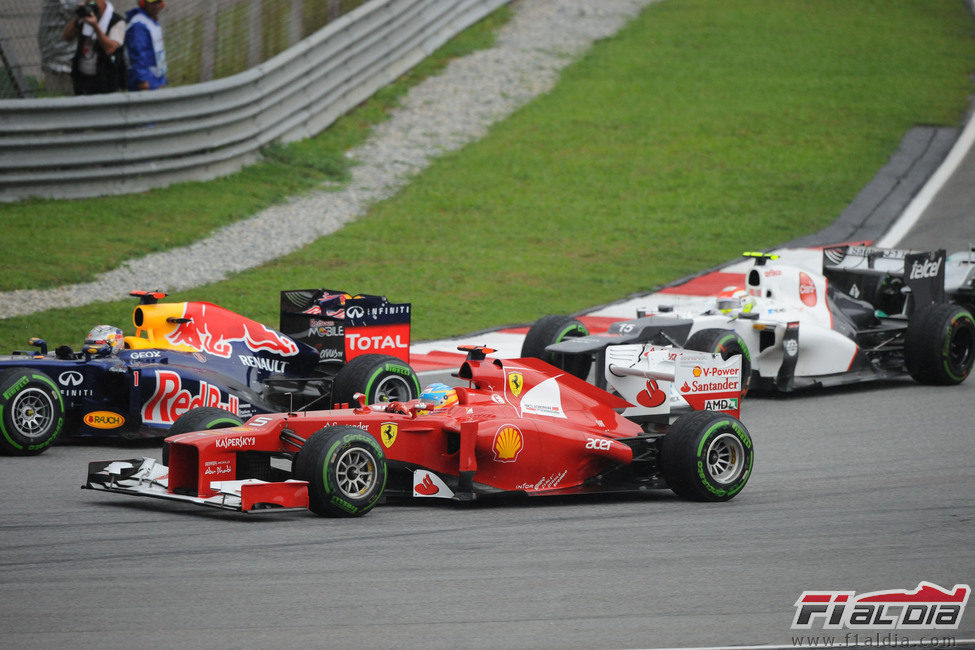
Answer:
[332,354,419,406]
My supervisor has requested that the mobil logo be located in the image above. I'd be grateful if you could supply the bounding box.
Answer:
[799,272,818,307]
[165,302,299,359]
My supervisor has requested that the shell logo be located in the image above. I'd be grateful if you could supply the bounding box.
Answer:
[507,372,523,397]
[693,366,702,377]
[493,425,524,462]
[799,272,818,307]
[83,411,125,429]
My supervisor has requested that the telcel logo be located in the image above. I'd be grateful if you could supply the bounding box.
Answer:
[909,258,942,280]
[84,411,125,429]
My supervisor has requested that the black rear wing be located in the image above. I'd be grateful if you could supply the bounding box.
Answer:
[822,245,945,315]
[278,289,411,364]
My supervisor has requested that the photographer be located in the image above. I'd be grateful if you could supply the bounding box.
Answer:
[61,0,125,95]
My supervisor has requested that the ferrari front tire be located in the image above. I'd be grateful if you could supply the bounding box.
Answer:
[520,314,592,379]
[0,368,65,456]
[293,425,386,517]
[660,410,754,502]
[905,303,974,385]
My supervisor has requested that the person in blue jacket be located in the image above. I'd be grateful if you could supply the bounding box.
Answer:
[124,0,166,90]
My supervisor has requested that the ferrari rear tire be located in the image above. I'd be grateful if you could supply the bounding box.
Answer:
[520,314,592,380]
[163,406,243,465]
[293,425,386,517]
[0,369,65,456]
[905,303,975,385]
[332,354,419,406]
[660,410,753,502]
[684,328,752,396]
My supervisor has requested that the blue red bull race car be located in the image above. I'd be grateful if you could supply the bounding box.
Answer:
[0,289,419,456]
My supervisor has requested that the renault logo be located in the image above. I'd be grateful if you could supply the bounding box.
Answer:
[58,371,83,386]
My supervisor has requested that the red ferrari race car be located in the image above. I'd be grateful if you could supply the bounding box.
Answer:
[84,344,754,517]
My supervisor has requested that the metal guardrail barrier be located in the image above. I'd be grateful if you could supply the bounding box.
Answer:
[0,0,508,202]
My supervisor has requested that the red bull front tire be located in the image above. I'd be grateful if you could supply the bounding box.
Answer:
[0,368,65,456]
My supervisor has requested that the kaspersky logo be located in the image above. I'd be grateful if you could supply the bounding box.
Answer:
[792,581,970,630]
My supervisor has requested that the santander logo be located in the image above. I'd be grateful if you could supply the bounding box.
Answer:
[799,272,817,307]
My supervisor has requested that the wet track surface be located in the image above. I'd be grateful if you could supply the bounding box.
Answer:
[1,378,973,648]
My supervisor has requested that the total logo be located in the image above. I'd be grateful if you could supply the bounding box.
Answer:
[345,333,408,352]
[909,258,942,280]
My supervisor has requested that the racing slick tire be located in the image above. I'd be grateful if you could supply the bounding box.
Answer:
[332,354,419,406]
[293,425,387,517]
[659,410,753,502]
[520,315,592,380]
[0,368,65,456]
[162,407,243,466]
[684,328,752,396]
[905,303,975,385]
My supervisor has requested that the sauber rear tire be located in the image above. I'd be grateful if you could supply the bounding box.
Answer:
[332,354,419,406]
[684,328,752,396]
[163,406,243,465]
[0,369,64,456]
[660,410,753,502]
[905,303,975,385]
[520,314,591,380]
[293,425,386,517]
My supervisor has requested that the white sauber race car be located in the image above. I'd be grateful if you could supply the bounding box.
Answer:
[524,246,974,392]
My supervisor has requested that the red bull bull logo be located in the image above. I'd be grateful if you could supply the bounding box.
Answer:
[165,303,299,359]
[142,369,240,425]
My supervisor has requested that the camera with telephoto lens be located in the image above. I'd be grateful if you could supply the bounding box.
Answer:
[75,2,97,19]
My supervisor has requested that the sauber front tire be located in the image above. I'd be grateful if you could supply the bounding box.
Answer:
[905,303,975,385]
[520,314,591,380]
[684,328,752,396]
[0,369,65,456]
[660,410,754,502]
[293,425,387,517]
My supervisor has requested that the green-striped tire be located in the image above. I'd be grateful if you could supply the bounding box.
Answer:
[660,410,754,502]
[0,368,65,456]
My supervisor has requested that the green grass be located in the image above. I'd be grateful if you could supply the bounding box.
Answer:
[0,6,512,293]
[1,0,973,353]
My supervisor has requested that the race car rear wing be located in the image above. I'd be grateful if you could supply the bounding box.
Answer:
[279,289,412,364]
[822,245,945,315]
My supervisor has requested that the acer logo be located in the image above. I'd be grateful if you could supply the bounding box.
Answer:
[909,258,941,280]
[585,438,611,451]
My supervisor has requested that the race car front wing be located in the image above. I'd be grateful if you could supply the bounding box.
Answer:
[84,457,310,513]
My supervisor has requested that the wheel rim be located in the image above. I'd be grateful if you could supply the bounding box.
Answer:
[335,447,378,498]
[373,375,413,402]
[948,324,973,371]
[705,433,746,484]
[11,387,56,440]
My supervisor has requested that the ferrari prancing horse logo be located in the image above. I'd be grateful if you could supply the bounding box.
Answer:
[508,372,523,397]
[380,422,398,449]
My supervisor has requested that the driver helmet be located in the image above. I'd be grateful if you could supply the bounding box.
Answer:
[418,382,458,410]
[85,325,124,354]
[716,287,754,314]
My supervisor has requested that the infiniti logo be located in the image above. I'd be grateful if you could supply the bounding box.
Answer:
[59,371,83,386]
[346,306,365,319]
